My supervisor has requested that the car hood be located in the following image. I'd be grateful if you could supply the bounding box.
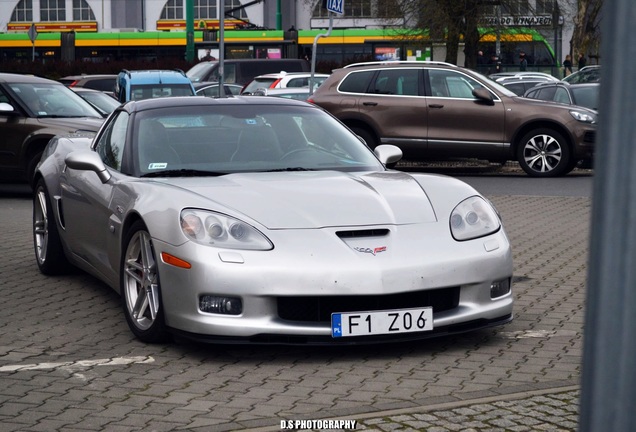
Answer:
[38,116,103,132]
[153,171,437,229]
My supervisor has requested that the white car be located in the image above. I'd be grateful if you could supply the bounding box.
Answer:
[33,96,513,344]
[241,72,329,94]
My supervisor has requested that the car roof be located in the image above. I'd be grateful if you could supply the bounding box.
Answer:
[344,60,457,69]
[252,72,329,79]
[532,81,599,89]
[0,73,61,84]
[124,95,311,111]
[61,74,117,80]
[119,69,191,84]
[192,82,243,90]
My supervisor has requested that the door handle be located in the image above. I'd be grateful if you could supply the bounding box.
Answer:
[429,104,444,109]
[362,102,378,106]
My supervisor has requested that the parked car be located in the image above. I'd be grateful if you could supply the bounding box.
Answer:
[114,69,196,103]
[241,72,329,94]
[71,87,120,117]
[186,58,311,85]
[563,65,601,84]
[33,95,513,344]
[193,82,243,97]
[488,71,559,82]
[0,73,104,184]
[250,87,312,101]
[59,74,117,93]
[523,82,599,112]
[309,61,597,177]
[489,73,560,96]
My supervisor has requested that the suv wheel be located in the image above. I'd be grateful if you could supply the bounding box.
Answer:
[350,126,378,149]
[517,129,571,177]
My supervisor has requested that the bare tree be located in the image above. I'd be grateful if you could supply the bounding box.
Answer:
[570,0,603,64]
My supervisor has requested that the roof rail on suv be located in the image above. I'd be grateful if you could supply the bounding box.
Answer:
[344,60,457,68]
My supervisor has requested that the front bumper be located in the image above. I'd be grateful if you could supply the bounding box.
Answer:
[154,223,514,344]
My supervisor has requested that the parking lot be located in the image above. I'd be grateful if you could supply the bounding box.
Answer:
[0,169,590,431]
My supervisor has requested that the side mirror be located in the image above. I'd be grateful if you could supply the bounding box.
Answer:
[65,150,111,183]
[473,87,495,105]
[374,144,403,166]
[0,102,15,113]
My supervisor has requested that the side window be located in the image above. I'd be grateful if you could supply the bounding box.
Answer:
[95,111,129,171]
[428,70,483,99]
[0,87,10,104]
[536,86,557,101]
[505,83,525,96]
[338,70,375,93]
[287,77,309,88]
[554,87,572,104]
[370,69,419,96]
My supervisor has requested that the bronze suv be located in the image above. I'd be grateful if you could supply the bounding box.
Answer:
[309,61,596,177]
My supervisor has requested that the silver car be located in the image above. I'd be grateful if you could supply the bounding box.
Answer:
[33,96,513,344]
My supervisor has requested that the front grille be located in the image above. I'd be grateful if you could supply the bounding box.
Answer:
[277,287,460,323]
[584,130,596,143]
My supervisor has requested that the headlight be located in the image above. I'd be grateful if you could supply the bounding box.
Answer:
[450,196,501,241]
[180,209,273,250]
[570,110,597,124]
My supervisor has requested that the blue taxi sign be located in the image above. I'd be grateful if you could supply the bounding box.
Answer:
[323,0,344,15]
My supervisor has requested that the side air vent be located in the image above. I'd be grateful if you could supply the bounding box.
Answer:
[336,229,389,238]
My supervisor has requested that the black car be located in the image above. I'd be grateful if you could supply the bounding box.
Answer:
[0,73,104,184]
[523,82,599,112]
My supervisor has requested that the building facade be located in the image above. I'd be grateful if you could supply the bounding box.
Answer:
[0,0,576,66]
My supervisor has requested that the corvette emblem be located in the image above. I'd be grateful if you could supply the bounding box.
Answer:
[354,246,387,256]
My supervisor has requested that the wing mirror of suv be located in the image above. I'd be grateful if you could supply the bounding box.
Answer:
[472,88,495,105]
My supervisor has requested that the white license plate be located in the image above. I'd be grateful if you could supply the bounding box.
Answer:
[331,307,433,338]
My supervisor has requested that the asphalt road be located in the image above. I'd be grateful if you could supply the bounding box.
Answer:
[0,167,590,431]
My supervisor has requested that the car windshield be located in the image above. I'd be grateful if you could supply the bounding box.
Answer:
[130,84,194,100]
[242,78,277,94]
[135,104,384,177]
[79,91,120,115]
[9,83,102,118]
[186,62,217,82]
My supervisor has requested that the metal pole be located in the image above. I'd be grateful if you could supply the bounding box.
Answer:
[185,0,195,61]
[309,13,333,96]
[579,0,636,430]
[276,0,282,31]
[218,0,225,96]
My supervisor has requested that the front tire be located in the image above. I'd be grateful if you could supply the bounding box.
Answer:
[121,221,168,343]
[517,129,571,177]
[350,126,378,149]
[33,179,71,275]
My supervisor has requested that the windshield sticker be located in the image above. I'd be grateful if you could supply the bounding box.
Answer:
[148,163,168,170]
[245,119,257,125]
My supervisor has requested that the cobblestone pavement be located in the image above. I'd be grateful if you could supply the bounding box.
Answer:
[0,176,589,431]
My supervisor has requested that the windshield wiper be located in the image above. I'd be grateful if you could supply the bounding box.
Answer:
[141,169,227,178]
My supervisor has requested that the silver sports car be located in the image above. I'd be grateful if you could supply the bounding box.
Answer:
[33,96,513,344]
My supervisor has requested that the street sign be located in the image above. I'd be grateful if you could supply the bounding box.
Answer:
[28,24,38,43]
[323,0,344,15]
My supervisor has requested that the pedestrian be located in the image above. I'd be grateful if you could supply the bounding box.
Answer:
[563,54,573,77]
[519,51,528,71]
[488,53,500,75]
[476,50,487,73]
[578,53,586,70]
[199,48,216,62]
